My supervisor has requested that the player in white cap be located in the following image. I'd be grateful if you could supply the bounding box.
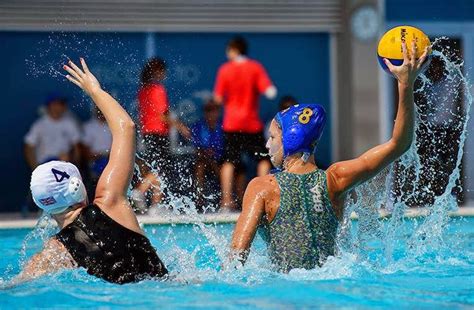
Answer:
[17,58,168,284]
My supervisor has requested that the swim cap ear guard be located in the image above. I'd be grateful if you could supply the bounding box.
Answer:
[274,103,326,161]
[67,177,87,206]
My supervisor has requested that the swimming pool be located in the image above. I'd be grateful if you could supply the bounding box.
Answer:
[1,216,473,308]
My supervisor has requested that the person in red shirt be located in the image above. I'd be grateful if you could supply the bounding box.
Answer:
[214,36,277,211]
[136,57,190,209]
[138,57,170,168]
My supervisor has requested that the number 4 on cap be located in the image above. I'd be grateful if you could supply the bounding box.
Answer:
[52,168,70,182]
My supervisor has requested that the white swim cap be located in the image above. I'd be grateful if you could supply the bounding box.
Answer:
[30,161,87,214]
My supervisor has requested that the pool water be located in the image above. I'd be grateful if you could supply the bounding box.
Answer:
[1,217,473,308]
[0,36,468,308]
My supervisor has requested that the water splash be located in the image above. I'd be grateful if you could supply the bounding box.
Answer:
[8,36,473,287]
[339,37,472,270]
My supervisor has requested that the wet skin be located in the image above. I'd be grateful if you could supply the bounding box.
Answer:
[230,42,432,264]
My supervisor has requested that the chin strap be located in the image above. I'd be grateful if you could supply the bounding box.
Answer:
[301,152,310,163]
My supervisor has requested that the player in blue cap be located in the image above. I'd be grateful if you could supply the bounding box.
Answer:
[229,41,431,272]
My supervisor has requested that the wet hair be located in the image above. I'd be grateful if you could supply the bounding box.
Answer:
[140,57,166,85]
[227,36,248,55]
[279,95,298,111]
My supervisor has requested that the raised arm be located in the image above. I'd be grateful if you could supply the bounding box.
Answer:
[63,59,135,208]
[229,177,266,265]
[327,42,431,199]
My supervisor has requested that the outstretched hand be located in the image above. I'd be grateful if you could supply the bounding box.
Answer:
[384,41,432,86]
[63,58,101,96]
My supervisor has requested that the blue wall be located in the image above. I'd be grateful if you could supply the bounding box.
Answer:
[386,0,474,22]
[0,31,331,212]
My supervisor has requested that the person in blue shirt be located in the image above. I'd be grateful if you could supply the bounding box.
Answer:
[191,100,225,209]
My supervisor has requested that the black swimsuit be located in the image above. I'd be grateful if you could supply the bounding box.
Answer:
[55,204,168,284]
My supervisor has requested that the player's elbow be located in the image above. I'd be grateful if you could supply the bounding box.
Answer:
[400,143,411,155]
[390,138,411,157]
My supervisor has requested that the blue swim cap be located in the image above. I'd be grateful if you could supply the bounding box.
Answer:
[274,103,326,159]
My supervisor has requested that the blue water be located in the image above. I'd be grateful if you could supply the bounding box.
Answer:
[1,218,473,308]
[1,35,472,308]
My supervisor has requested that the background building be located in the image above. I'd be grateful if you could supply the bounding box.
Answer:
[0,0,472,212]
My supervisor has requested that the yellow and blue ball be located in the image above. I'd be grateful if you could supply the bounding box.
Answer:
[377,25,431,75]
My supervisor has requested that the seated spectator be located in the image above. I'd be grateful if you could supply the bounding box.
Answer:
[24,93,81,170]
[81,108,112,188]
[191,100,224,210]
[22,93,81,216]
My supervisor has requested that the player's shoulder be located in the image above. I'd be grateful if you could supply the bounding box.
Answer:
[248,174,276,191]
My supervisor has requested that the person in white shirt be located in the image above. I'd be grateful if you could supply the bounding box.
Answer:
[82,108,112,179]
[24,95,81,170]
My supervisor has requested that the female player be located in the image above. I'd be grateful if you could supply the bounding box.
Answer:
[18,58,168,284]
[230,42,431,272]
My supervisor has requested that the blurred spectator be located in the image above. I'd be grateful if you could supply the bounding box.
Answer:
[24,93,81,170]
[81,108,112,198]
[137,58,189,186]
[22,93,81,216]
[137,57,172,180]
[136,57,190,211]
[213,36,277,211]
[191,100,224,210]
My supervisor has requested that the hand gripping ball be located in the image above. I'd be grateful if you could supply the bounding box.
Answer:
[377,25,431,76]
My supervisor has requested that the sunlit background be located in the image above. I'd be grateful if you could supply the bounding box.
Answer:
[0,0,473,213]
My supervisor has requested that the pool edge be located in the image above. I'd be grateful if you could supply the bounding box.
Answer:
[0,207,473,229]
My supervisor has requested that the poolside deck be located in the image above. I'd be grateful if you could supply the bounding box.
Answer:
[1,206,473,229]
